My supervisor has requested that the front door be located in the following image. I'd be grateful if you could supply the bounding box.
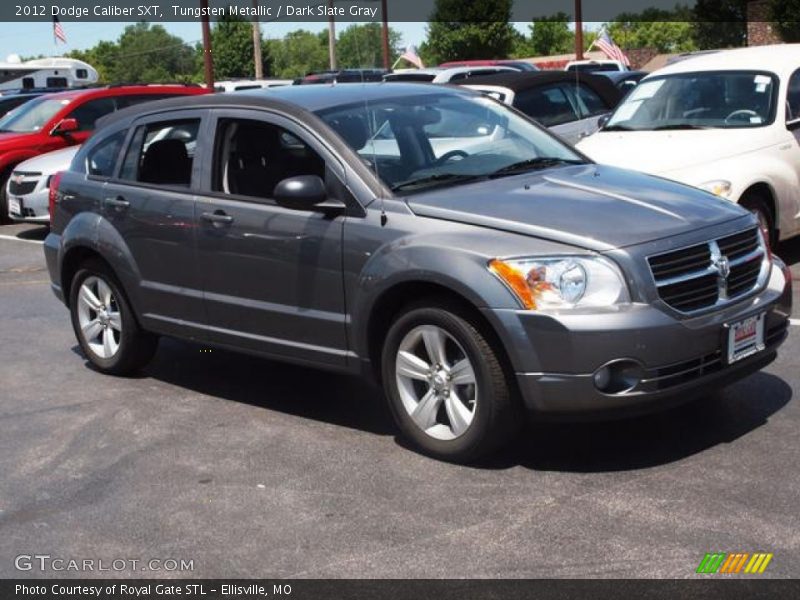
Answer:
[195,109,350,367]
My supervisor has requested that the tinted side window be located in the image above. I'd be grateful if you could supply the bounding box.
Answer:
[85,130,126,178]
[514,86,578,127]
[574,84,609,116]
[46,77,68,88]
[67,97,116,131]
[120,119,200,187]
[787,68,800,121]
[213,118,325,200]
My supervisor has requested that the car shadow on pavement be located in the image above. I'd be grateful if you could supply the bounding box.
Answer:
[481,372,792,473]
[134,337,792,473]
[14,226,49,241]
[777,236,800,267]
[140,337,396,436]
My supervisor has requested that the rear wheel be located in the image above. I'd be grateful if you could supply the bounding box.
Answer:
[381,302,520,463]
[69,259,158,375]
[740,192,776,247]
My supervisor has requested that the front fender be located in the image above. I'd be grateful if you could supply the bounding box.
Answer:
[0,151,40,175]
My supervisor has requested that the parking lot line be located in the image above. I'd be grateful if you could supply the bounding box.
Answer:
[790,319,800,326]
[0,234,43,245]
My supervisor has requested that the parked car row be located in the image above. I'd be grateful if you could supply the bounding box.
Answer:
[0,84,209,224]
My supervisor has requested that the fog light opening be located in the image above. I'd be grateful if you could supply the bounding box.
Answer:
[593,360,643,395]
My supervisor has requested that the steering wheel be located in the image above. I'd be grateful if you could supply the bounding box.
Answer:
[725,109,758,124]
[434,150,468,166]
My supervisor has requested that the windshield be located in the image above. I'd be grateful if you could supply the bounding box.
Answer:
[0,96,70,133]
[604,71,777,131]
[315,91,584,194]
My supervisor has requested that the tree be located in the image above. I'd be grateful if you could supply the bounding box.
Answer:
[609,7,697,54]
[770,0,800,42]
[424,0,516,64]
[209,13,271,79]
[336,23,401,68]
[267,30,328,79]
[691,0,748,49]
[68,41,119,83]
[108,23,196,83]
[526,14,573,56]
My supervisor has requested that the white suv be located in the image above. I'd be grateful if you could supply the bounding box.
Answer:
[577,44,800,244]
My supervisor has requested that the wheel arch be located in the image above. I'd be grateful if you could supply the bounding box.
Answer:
[363,280,517,387]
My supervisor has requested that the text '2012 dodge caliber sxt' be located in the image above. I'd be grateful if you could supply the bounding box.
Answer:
[43,83,792,462]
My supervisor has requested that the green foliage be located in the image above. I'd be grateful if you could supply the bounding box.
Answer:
[267,30,329,79]
[337,23,401,68]
[69,23,195,84]
[691,0,748,49]
[527,13,574,56]
[209,13,271,79]
[608,22,696,53]
[770,0,800,42]
[425,0,516,63]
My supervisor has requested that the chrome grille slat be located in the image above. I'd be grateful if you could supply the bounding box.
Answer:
[647,227,766,314]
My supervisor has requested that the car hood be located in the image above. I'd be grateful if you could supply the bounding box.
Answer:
[405,164,746,251]
[576,128,774,174]
[16,145,79,172]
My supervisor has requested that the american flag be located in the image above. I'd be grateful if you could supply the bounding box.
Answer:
[594,29,629,66]
[399,45,424,69]
[53,16,67,44]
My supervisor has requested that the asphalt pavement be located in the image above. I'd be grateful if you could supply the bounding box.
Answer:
[0,222,798,579]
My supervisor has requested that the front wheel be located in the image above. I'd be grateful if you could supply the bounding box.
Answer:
[69,259,158,375]
[381,303,520,463]
[0,169,12,225]
[740,193,776,247]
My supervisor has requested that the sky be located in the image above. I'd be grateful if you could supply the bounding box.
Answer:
[0,21,556,61]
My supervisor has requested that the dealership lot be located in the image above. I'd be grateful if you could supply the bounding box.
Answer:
[0,222,798,578]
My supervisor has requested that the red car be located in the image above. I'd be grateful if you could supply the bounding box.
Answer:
[0,84,209,223]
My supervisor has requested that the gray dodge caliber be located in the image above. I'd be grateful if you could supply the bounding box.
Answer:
[44,83,792,462]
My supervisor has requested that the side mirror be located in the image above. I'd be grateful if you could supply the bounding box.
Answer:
[787,118,800,131]
[274,175,339,211]
[51,118,79,136]
[597,115,610,129]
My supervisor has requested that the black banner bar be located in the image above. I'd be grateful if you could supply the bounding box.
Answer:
[0,1,770,23]
[3,579,800,600]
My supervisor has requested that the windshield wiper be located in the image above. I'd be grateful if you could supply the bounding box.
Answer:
[601,124,636,131]
[652,123,710,130]
[390,172,486,192]
[489,157,585,178]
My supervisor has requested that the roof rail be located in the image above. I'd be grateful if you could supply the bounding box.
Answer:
[105,82,201,88]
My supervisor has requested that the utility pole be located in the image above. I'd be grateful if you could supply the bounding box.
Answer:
[200,0,215,88]
[381,0,390,70]
[328,0,337,71]
[574,0,584,61]
[251,0,263,79]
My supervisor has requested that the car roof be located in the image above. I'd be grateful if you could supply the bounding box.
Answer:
[99,82,479,129]
[455,71,622,105]
[653,43,800,78]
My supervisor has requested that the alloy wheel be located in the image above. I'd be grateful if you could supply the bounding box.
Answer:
[76,276,122,359]
[394,324,477,440]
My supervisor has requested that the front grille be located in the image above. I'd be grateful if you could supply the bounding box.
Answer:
[8,171,40,195]
[647,227,766,313]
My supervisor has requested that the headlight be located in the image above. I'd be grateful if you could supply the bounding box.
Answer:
[698,180,732,197]
[489,256,629,310]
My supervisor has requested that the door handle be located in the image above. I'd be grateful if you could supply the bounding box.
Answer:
[201,210,234,225]
[104,196,130,210]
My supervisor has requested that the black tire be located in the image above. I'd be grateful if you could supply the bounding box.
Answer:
[740,192,776,247]
[69,259,158,375]
[381,301,521,463]
[0,169,12,225]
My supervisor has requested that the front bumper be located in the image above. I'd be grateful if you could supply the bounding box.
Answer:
[484,259,792,418]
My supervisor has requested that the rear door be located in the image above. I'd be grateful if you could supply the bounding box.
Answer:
[101,109,207,337]
[194,109,351,367]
